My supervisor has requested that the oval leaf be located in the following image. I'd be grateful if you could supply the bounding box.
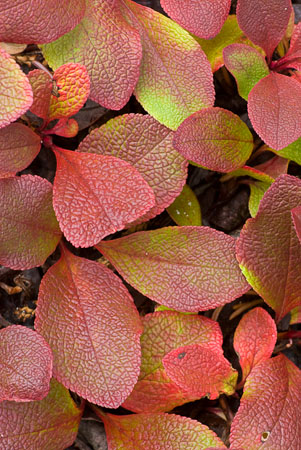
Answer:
[167,184,202,226]
[97,226,250,312]
[236,0,292,60]
[52,147,155,247]
[230,355,301,450]
[160,0,231,39]
[42,0,142,110]
[236,175,301,322]
[0,0,85,44]
[121,0,215,129]
[173,107,253,173]
[163,344,237,399]
[0,175,62,270]
[0,325,52,402]
[271,137,301,165]
[0,123,41,177]
[248,73,301,150]
[0,47,33,129]
[35,246,142,408]
[0,379,83,449]
[233,307,277,385]
[48,118,79,138]
[78,114,188,224]
[28,69,53,120]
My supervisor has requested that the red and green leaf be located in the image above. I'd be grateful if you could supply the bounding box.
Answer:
[0,379,83,449]
[98,226,250,312]
[248,73,301,150]
[46,118,79,138]
[28,69,53,120]
[0,175,62,270]
[52,146,155,247]
[167,184,202,226]
[292,206,301,244]
[173,107,253,172]
[236,175,301,322]
[78,114,187,224]
[290,305,301,325]
[0,123,41,178]
[230,355,301,450]
[0,326,52,402]
[35,246,142,408]
[271,138,301,165]
[160,0,231,39]
[233,307,277,385]
[271,23,301,72]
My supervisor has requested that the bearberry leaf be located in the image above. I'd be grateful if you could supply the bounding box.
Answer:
[42,0,142,110]
[35,246,142,408]
[78,114,187,224]
[230,355,301,450]
[248,73,301,150]
[0,123,41,178]
[97,226,249,312]
[101,411,225,450]
[160,0,231,39]
[236,175,301,322]
[271,138,301,165]
[292,206,301,244]
[52,147,155,247]
[0,175,62,270]
[120,0,215,130]
[0,48,33,129]
[0,379,83,449]
[248,181,271,218]
[47,118,79,138]
[123,311,223,412]
[173,107,253,172]
[233,308,277,385]
[0,325,52,402]
[167,185,202,226]
[223,44,269,100]
[0,0,85,44]
[236,0,292,60]
[28,70,52,120]
[290,305,301,325]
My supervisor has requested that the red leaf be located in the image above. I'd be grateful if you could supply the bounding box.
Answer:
[35,246,142,408]
[101,411,225,449]
[233,307,277,385]
[0,0,85,44]
[98,227,250,312]
[0,325,52,402]
[236,175,301,322]
[163,344,237,399]
[248,73,301,150]
[0,123,41,178]
[173,107,253,172]
[230,355,301,450]
[0,175,62,270]
[52,147,155,247]
[236,0,292,60]
[291,206,301,244]
[28,70,52,120]
[123,311,223,412]
[46,118,79,138]
[271,23,301,72]
[78,114,187,224]
[160,0,231,39]
[0,48,33,129]
[0,379,83,449]
[42,0,142,110]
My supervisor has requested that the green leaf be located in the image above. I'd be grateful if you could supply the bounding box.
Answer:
[167,185,201,226]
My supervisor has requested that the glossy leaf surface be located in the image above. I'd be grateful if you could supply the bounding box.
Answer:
[122,0,215,130]
[236,0,292,60]
[0,175,62,270]
[0,0,85,44]
[292,206,301,244]
[230,355,301,450]
[248,73,301,150]
[173,108,253,172]
[223,44,269,100]
[167,184,202,226]
[123,311,223,412]
[52,147,155,247]
[98,226,250,312]
[78,114,187,224]
[0,48,33,129]
[160,0,231,39]
[0,325,52,402]
[0,123,41,177]
[42,0,142,110]
[0,379,82,450]
[236,175,301,322]
[163,344,237,399]
[233,307,277,385]
[35,247,142,407]
[102,412,225,449]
